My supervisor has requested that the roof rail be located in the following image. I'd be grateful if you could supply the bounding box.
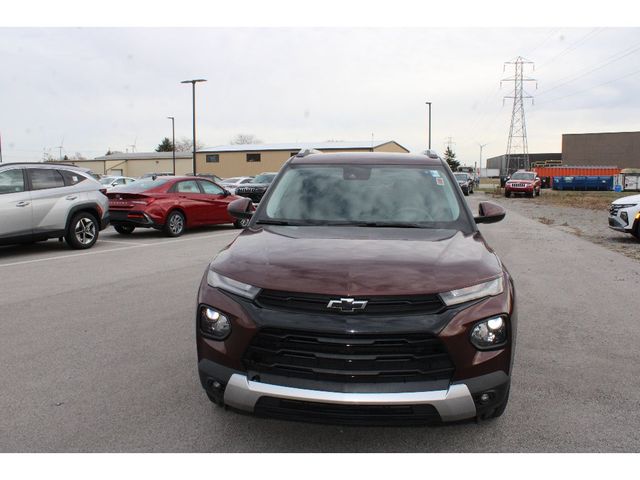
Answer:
[423,149,441,159]
[295,148,322,157]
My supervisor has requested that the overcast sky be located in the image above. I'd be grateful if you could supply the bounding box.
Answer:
[1,27,639,166]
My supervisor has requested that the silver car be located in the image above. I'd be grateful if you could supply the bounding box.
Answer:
[99,175,137,190]
[220,176,254,194]
[0,163,110,249]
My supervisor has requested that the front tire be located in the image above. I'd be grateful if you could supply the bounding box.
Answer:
[65,212,99,249]
[504,190,511,198]
[632,222,640,240]
[164,210,185,237]
[114,225,135,235]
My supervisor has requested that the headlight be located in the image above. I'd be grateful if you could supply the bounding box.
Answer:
[207,270,261,299]
[470,316,508,349]
[615,204,637,209]
[440,277,504,306]
[199,306,231,340]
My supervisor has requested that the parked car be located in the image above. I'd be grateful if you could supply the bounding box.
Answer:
[609,194,640,239]
[504,171,541,197]
[220,176,254,195]
[189,173,224,184]
[99,176,137,189]
[234,172,278,204]
[107,176,246,236]
[140,172,174,179]
[196,151,515,424]
[454,172,474,195]
[0,162,109,249]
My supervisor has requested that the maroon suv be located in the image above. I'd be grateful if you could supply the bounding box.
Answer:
[504,170,541,198]
[196,151,516,424]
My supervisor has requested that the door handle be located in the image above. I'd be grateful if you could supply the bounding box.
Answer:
[15,201,30,207]
[66,195,78,201]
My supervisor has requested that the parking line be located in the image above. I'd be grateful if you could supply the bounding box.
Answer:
[98,239,151,246]
[0,231,239,268]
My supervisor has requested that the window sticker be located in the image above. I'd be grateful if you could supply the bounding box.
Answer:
[436,177,445,186]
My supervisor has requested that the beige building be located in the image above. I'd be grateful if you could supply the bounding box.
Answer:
[68,151,194,177]
[195,140,410,178]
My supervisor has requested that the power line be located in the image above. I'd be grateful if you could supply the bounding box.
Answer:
[536,28,604,71]
[536,40,640,97]
[535,65,640,107]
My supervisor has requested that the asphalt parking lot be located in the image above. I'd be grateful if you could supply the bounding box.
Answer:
[1,197,639,452]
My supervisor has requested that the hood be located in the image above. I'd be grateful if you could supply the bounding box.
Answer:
[212,226,503,296]
[613,194,640,205]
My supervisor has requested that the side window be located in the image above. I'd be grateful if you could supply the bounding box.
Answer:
[59,170,87,186]
[246,153,261,162]
[115,178,126,185]
[198,180,224,195]
[29,169,65,190]
[175,180,200,193]
[241,178,252,184]
[0,169,25,194]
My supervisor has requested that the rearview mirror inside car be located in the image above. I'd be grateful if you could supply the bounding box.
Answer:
[475,201,506,224]
[228,197,254,220]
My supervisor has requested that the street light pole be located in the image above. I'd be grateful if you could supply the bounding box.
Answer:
[167,116,175,175]
[478,142,488,178]
[425,101,432,150]
[181,79,207,175]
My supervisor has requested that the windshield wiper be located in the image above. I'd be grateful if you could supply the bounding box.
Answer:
[352,221,427,228]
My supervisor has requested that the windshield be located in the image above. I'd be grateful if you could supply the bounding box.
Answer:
[252,174,276,184]
[259,165,469,229]
[112,178,169,191]
[511,172,535,180]
[454,173,468,181]
[222,177,240,184]
[99,177,116,185]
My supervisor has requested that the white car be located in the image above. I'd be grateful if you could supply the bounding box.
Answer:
[100,176,137,190]
[220,176,254,194]
[609,193,640,239]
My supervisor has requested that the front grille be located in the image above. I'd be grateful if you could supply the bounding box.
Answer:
[243,328,455,384]
[256,290,444,315]
[508,182,529,188]
[254,397,441,425]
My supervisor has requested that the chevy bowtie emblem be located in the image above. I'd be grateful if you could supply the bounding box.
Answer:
[327,298,368,312]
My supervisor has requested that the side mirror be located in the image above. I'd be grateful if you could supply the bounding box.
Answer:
[228,197,253,220]
[475,201,506,224]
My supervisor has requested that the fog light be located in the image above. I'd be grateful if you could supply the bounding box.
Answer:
[480,393,491,404]
[470,316,507,350]
[200,306,231,340]
[621,211,628,224]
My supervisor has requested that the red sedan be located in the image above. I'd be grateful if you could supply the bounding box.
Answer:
[107,176,247,236]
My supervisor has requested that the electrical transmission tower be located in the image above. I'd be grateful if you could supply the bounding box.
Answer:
[502,56,536,174]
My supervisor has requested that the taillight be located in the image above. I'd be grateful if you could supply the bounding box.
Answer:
[131,198,154,205]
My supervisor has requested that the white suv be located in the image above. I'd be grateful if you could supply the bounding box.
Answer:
[609,194,640,239]
[0,163,110,249]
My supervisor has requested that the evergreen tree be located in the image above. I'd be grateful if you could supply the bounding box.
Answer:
[444,146,460,171]
[156,137,175,152]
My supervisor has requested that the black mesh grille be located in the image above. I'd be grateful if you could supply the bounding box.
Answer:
[243,328,455,384]
[256,290,444,315]
[254,397,442,425]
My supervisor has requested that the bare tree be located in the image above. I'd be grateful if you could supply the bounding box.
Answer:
[71,152,87,160]
[175,137,205,152]
[230,134,262,145]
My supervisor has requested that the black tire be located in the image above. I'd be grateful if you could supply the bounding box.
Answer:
[65,212,99,250]
[463,188,469,196]
[234,218,250,229]
[504,190,511,198]
[632,222,640,240]
[164,210,185,237]
[114,225,135,235]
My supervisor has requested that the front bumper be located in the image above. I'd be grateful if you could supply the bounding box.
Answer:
[198,359,509,423]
